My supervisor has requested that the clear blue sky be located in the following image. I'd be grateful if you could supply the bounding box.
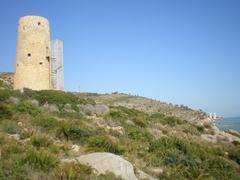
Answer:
[0,0,240,117]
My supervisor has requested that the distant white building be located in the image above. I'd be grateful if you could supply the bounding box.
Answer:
[51,39,64,90]
[209,112,217,120]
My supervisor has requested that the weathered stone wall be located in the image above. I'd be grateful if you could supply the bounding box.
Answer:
[14,16,52,90]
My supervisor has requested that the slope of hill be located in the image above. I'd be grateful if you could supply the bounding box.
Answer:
[0,78,240,179]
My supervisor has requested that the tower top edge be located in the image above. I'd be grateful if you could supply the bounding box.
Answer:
[19,15,49,23]
[51,39,63,43]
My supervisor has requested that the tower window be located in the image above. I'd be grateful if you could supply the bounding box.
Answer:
[38,22,41,26]
[27,53,31,57]
[46,56,50,62]
[39,62,43,65]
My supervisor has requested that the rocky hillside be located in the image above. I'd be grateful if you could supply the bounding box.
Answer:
[74,92,207,122]
[0,72,14,90]
[0,78,240,179]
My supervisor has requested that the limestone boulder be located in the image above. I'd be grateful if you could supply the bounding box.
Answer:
[80,104,109,116]
[27,99,39,107]
[62,152,138,180]
[8,96,20,104]
[43,103,59,112]
[63,103,75,112]
[94,104,110,116]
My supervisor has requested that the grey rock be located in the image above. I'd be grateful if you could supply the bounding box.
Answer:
[62,152,138,180]
[126,120,135,126]
[149,167,163,176]
[43,104,59,112]
[8,96,20,104]
[228,129,240,138]
[136,169,157,180]
[79,104,109,116]
[63,103,75,112]
[8,133,20,140]
[94,104,110,116]
[80,104,95,116]
[27,99,39,106]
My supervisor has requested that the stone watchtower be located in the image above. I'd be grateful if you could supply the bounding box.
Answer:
[14,16,52,90]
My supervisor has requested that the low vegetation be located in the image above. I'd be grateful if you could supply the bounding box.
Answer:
[0,86,239,179]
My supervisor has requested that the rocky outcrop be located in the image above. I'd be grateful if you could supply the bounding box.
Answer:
[62,152,138,180]
[79,104,109,116]
[0,72,14,89]
[201,125,240,143]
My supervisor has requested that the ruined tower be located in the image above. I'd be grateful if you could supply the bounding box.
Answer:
[51,39,64,90]
[14,16,52,90]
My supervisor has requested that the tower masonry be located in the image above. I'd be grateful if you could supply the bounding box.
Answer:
[14,16,52,90]
[51,39,64,90]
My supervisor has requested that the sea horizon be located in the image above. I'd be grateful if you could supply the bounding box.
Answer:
[215,116,240,132]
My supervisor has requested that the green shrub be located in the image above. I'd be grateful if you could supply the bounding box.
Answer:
[229,149,240,165]
[161,116,185,126]
[30,135,53,149]
[150,113,186,126]
[58,111,84,119]
[51,163,122,180]
[106,106,146,121]
[0,138,28,179]
[196,125,204,132]
[0,103,13,120]
[127,126,152,142]
[0,89,21,101]
[52,162,92,180]
[32,116,60,132]
[150,113,165,120]
[1,120,20,134]
[26,90,78,106]
[24,149,59,171]
[56,121,92,143]
[0,158,28,180]
[132,118,147,128]
[148,136,239,179]
[15,102,41,116]
[88,135,124,155]
[97,172,123,180]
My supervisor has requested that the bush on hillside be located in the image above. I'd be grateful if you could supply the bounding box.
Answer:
[150,113,186,126]
[148,136,238,179]
[0,103,13,120]
[24,149,59,171]
[56,121,92,143]
[32,116,60,132]
[0,89,21,101]
[15,102,41,116]
[87,135,124,155]
[229,149,240,165]
[0,120,20,134]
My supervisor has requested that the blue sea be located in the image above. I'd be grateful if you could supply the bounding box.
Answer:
[215,117,240,132]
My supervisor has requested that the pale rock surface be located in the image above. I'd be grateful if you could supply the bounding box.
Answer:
[62,152,138,180]
[63,103,75,112]
[79,104,109,116]
[8,96,20,104]
[136,169,158,180]
[201,125,240,143]
[71,144,80,152]
[17,122,23,127]
[126,120,135,126]
[7,134,20,140]
[149,167,163,176]
[94,104,110,116]
[27,99,39,106]
[43,103,59,112]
